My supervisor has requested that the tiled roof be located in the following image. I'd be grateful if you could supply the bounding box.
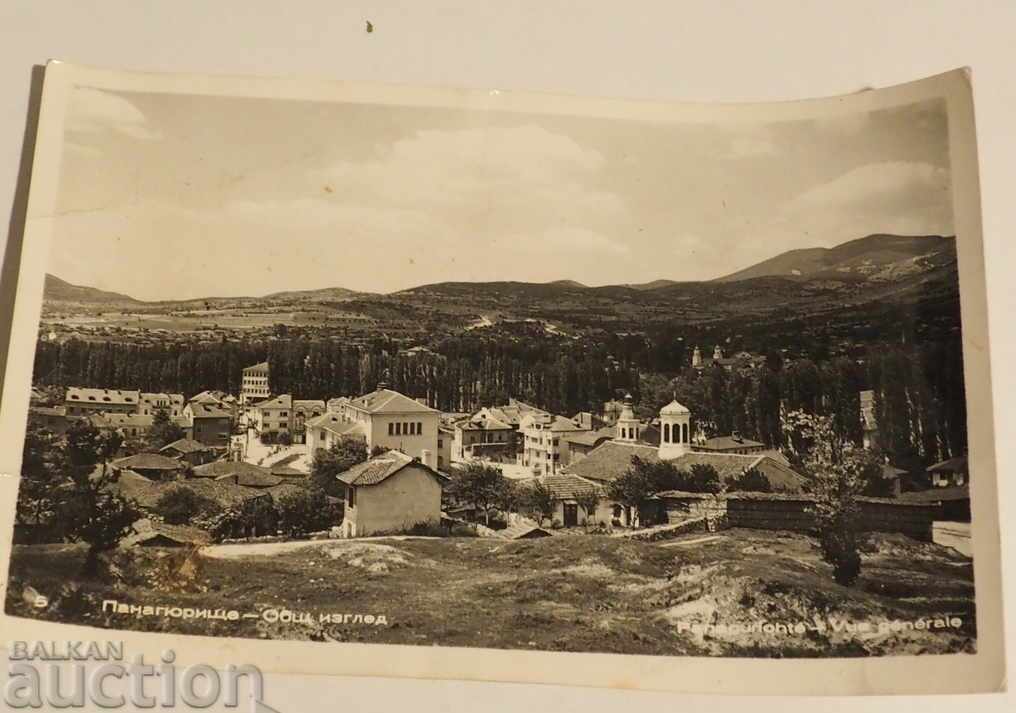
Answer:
[347,389,437,415]
[499,522,553,539]
[562,441,660,482]
[305,412,366,438]
[897,484,970,503]
[243,361,269,373]
[30,405,66,417]
[927,456,967,473]
[695,434,765,451]
[65,387,139,405]
[112,453,183,471]
[188,401,231,419]
[122,519,211,547]
[140,392,184,406]
[293,399,326,412]
[252,394,291,410]
[564,425,616,447]
[110,471,265,511]
[458,413,514,431]
[337,450,447,487]
[214,470,284,488]
[562,441,806,492]
[192,460,272,480]
[519,473,603,500]
[160,438,211,454]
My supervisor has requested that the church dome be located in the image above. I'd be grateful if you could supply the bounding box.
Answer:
[660,400,690,416]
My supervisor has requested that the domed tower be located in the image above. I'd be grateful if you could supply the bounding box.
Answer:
[615,393,641,442]
[659,399,692,460]
[691,346,702,369]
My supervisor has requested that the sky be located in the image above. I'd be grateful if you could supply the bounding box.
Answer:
[48,87,953,300]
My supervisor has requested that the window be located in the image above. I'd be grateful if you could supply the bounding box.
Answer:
[348,487,356,507]
[417,421,423,434]
[395,422,402,435]
[388,423,394,435]
[664,423,671,443]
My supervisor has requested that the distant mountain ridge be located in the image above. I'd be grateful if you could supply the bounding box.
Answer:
[44,275,142,305]
[714,234,955,282]
[44,234,955,307]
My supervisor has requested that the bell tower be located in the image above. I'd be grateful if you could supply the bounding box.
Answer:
[659,399,692,460]
[615,393,640,442]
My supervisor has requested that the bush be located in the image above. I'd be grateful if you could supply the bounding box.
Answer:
[154,486,221,525]
[449,523,480,537]
[687,463,722,493]
[728,467,772,493]
[820,528,862,586]
[275,487,336,537]
[406,520,448,537]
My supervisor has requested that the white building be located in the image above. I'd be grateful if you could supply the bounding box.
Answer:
[240,361,270,406]
[320,386,439,463]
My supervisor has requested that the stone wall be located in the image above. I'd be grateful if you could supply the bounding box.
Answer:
[659,492,938,541]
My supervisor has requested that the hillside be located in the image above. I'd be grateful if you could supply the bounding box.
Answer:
[6,529,974,657]
[714,234,955,282]
[44,274,141,305]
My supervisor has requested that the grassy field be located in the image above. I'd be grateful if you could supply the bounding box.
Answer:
[5,529,975,657]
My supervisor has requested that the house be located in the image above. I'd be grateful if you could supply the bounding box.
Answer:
[88,412,188,440]
[109,469,269,513]
[110,453,185,482]
[159,438,218,465]
[121,519,211,548]
[337,450,449,537]
[138,392,185,417]
[64,387,140,417]
[563,399,807,497]
[520,413,590,476]
[192,460,276,484]
[306,412,367,454]
[520,472,614,528]
[240,361,270,406]
[564,425,619,465]
[927,455,968,488]
[189,390,239,423]
[453,412,515,461]
[183,401,233,447]
[250,394,293,442]
[291,399,326,444]
[437,425,455,471]
[329,385,440,462]
[499,522,553,539]
[692,432,766,455]
[28,405,69,435]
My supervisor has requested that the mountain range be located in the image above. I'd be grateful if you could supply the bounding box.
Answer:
[44,233,955,308]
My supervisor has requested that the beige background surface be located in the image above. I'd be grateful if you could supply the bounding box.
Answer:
[0,1,1013,711]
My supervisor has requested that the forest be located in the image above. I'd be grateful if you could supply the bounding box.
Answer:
[30,328,966,477]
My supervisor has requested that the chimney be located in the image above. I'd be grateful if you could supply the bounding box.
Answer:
[421,449,434,469]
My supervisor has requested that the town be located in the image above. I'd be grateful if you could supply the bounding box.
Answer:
[19,335,970,548]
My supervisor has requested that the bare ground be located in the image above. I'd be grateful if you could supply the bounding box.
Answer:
[4,528,975,657]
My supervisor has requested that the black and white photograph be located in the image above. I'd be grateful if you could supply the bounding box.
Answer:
[0,63,1002,695]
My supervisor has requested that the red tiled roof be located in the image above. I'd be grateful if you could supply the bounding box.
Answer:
[348,389,437,415]
[160,438,211,454]
[112,453,183,471]
[337,450,447,487]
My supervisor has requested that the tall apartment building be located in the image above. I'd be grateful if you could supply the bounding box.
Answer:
[240,361,270,405]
